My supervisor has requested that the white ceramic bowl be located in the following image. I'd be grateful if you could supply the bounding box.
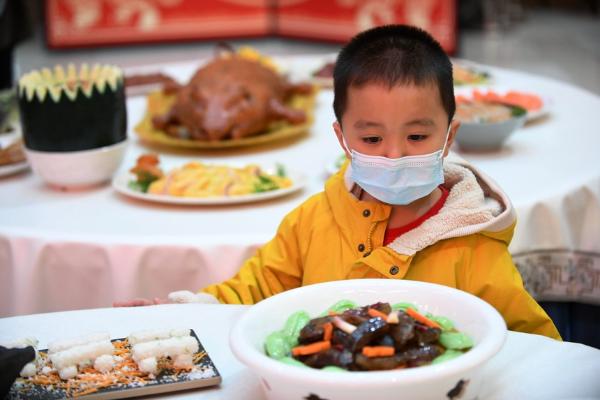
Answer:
[455,113,526,151]
[25,140,127,189]
[230,279,506,400]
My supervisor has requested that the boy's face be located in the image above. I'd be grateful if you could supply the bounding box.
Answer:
[333,83,459,159]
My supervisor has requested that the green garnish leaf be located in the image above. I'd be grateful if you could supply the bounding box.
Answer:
[276,163,287,177]
[254,174,279,193]
[128,180,151,193]
[509,104,527,117]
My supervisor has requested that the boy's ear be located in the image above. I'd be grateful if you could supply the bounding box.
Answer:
[333,121,351,159]
[444,119,461,157]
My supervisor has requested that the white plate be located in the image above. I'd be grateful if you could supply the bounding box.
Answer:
[451,58,494,86]
[454,85,552,123]
[0,160,28,177]
[112,167,306,205]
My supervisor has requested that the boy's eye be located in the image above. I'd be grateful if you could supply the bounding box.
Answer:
[362,136,382,144]
[408,134,427,141]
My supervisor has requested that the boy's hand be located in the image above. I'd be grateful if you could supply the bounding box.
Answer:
[167,291,220,304]
[113,297,166,307]
[112,291,219,308]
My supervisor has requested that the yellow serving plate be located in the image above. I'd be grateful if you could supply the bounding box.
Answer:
[135,88,317,149]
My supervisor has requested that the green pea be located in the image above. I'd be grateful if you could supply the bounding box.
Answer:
[432,350,463,364]
[430,316,455,332]
[279,357,309,368]
[265,331,292,359]
[439,332,474,350]
[282,311,310,344]
[322,366,347,372]
[321,299,357,316]
[391,302,419,312]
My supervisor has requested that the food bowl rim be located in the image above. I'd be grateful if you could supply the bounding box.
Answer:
[229,279,507,387]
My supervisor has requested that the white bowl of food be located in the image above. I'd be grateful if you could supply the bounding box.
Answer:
[229,279,506,400]
[25,140,127,189]
[454,100,527,151]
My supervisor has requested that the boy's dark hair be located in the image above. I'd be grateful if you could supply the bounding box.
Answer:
[333,24,455,125]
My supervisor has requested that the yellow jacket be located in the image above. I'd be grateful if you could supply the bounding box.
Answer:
[203,158,561,340]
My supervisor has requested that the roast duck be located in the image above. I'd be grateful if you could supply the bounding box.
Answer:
[152,48,312,141]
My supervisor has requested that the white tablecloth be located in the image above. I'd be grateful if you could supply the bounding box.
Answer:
[0,304,599,399]
[1,56,600,316]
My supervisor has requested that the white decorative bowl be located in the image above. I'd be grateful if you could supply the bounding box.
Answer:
[25,140,127,189]
[455,113,526,151]
[230,279,506,400]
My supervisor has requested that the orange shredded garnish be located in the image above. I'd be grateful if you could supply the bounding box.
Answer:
[291,340,331,356]
[367,308,389,320]
[405,308,441,329]
[322,322,333,342]
[362,346,395,357]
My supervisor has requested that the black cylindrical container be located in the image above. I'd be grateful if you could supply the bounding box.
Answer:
[18,65,127,152]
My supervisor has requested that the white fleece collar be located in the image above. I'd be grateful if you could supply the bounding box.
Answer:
[344,156,516,255]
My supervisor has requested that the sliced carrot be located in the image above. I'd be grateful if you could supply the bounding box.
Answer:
[455,95,470,104]
[504,91,543,111]
[328,310,337,316]
[362,346,395,357]
[482,90,504,103]
[322,322,333,342]
[367,308,389,320]
[291,340,331,356]
[405,307,441,329]
[472,89,485,102]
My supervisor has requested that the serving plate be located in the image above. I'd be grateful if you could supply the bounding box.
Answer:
[455,86,552,123]
[113,167,306,205]
[0,160,28,177]
[134,89,316,150]
[8,329,221,400]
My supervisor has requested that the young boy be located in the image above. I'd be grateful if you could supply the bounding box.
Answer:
[119,25,560,340]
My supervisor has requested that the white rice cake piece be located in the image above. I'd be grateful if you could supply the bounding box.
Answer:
[48,332,110,354]
[20,362,37,377]
[94,354,115,372]
[49,340,113,371]
[138,356,158,375]
[173,354,193,369]
[128,328,190,345]
[132,336,198,363]
[58,365,78,380]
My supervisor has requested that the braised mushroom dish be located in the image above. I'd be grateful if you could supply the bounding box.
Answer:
[265,301,473,371]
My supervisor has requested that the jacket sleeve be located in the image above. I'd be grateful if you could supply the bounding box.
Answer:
[463,236,562,340]
[200,208,304,304]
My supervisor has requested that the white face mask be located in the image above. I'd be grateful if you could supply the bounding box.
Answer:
[341,125,451,205]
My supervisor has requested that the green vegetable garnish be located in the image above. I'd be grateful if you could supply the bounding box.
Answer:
[253,174,280,193]
[429,315,455,332]
[439,332,474,350]
[128,180,152,193]
[432,349,463,364]
[282,311,311,347]
[320,299,357,316]
[391,302,419,312]
[265,331,292,359]
[276,163,287,178]
[129,170,160,193]
[509,104,527,117]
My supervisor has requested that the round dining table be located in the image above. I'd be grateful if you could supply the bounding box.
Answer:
[1,55,599,317]
[0,304,599,399]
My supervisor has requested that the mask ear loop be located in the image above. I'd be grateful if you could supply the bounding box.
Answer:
[439,123,452,159]
[339,124,353,156]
